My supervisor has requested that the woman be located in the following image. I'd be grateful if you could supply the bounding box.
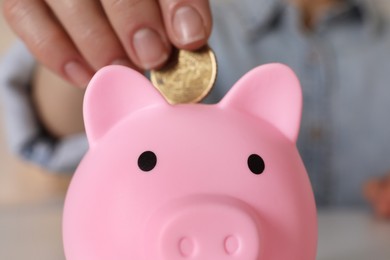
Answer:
[1,0,390,216]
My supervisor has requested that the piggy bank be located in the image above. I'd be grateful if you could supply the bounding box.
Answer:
[63,63,317,260]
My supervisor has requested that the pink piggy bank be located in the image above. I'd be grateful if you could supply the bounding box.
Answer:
[63,63,317,260]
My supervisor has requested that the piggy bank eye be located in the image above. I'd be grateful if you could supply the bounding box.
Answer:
[138,151,157,172]
[247,154,265,175]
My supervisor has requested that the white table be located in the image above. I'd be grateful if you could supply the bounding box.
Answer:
[1,204,390,260]
[0,201,65,260]
[317,208,390,260]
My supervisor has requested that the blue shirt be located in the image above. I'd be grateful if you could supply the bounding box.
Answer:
[206,0,390,206]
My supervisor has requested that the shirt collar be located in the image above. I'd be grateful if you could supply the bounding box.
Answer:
[238,0,383,37]
[232,0,282,35]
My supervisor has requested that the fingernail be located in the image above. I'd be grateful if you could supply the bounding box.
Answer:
[133,28,169,69]
[173,6,206,45]
[111,58,133,68]
[64,61,92,88]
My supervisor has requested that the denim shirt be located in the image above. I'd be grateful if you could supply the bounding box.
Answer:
[206,0,390,206]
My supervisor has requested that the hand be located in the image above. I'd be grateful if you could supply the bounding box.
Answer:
[364,174,390,219]
[2,0,212,87]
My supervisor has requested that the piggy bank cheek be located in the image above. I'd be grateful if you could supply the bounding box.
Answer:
[63,146,157,258]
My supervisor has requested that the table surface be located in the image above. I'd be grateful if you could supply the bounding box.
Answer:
[1,204,390,260]
[317,209,390,260]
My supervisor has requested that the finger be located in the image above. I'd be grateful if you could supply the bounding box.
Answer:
[2,0,93,88]
[159,0,212,49]
[102,0,171,70]
[363,179,381,202]
[383,182,390,202]
[45,0,133,71]
[375,199,390,219]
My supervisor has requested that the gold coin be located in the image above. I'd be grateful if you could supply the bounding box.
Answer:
[150,46,217,104]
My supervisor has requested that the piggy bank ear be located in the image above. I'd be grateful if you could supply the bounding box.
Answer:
[84,65,165,145]
[219,63,302,142]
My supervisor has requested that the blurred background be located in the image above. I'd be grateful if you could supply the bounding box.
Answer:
[1,0,390,259]
[0,3,70,259]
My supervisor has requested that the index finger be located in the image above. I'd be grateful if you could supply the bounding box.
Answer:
[3,0,94,87]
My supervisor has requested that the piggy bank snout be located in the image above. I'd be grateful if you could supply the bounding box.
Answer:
[145,196,262,260]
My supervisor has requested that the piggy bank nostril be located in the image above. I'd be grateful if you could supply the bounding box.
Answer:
[178,237,195,257]
[224,235,240,255]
